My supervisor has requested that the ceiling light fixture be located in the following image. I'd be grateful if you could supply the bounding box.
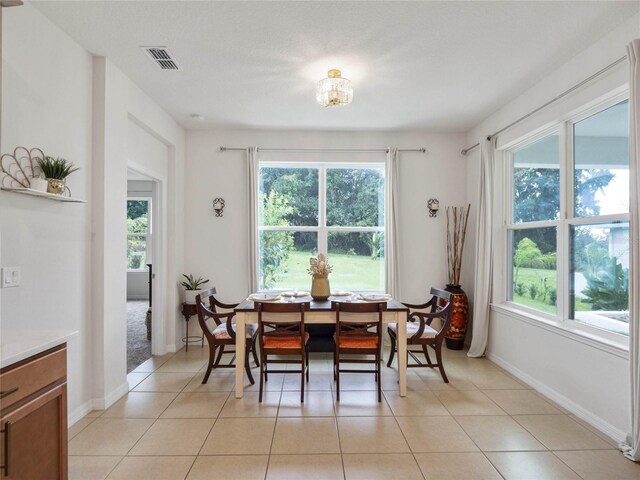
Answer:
[316,69,353,107]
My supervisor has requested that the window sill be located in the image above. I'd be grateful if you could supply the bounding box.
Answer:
[490,303,629,359]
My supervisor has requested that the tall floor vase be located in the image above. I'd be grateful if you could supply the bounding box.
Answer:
[444,284,469,350]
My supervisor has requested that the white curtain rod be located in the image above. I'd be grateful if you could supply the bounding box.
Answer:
[219,146,427,154]
[461,55,627,156]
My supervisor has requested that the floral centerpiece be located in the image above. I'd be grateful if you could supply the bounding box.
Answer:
[308,253,332,301]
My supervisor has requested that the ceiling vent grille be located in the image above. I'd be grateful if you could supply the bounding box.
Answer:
[141,46,181,71]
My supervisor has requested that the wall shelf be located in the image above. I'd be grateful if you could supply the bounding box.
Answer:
[1,187,86,203]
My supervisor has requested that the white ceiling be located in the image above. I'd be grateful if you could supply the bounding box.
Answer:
[33,1,639,132]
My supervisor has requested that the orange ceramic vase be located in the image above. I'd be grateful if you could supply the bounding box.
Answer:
[444,284,469,350]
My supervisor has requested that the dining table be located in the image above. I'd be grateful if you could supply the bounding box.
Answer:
[233,295,410,398]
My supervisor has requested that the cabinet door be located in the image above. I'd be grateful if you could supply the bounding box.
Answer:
[1,383,67,480]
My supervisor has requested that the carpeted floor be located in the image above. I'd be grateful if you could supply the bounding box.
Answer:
[127,300,151,373]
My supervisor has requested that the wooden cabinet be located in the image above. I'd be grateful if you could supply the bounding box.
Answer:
[0,344,68,479]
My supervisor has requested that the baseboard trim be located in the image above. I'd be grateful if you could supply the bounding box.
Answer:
[487,351,627,443]
[68,399,94,426]
[166,344,177,353]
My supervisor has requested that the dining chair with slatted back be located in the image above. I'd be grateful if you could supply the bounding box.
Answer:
[332,301,386,402]
[195,288,259,385]
[257,301,310,403]
[386,288,453,382]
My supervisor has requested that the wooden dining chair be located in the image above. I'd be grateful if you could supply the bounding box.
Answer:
[332,301,386,402]
[256,301,310,403]
[195,288,259,385]
[386,288,453,382]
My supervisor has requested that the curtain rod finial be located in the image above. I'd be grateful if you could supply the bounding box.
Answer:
[219,146,226,152]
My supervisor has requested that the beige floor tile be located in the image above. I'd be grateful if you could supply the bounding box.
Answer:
[69,416,97,440]
[102,392,177,418]
[342,453,424,480]
[186,455,269,480]
[333,372,378,390]
[278,390,336,416]
[338,416,410,453]
[554,450,640,480]
[414,452,502,479]
[127,372,151,391]
[201,417,276,455]
[568,414,619,447]
[129,418,214,455]
[380,369,432,391]
[396,416,479,452]
[68,418,154,455]
[131,355,173,373]
[85,410,105,418]
[383,389,450,416]
[106,456,195,480]
[266,454,344,480]
[219,392,281,417]
[416,369,479,391]
[271,417,340,454]
[468,370,528,390]
[183,371,237,392]
[335,390,393,416]
[132,372,194,392]
[434,390,506,416]
[156,356,208,373]
[486,451,581,479]
[456,415,546,452]
[68,456,121,480]
[244,374,286,392]
[483,389,562,415]
[160,391,229,418]
[283,371,333,391]
[514,414,613,450]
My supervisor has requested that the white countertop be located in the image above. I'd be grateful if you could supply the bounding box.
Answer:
[0,330,78,369]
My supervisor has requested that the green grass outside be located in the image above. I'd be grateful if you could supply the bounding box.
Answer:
[268,250,384,291]
[512,267,590,314]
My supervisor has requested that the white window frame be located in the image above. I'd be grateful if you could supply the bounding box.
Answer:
[501,91,630,348]
[257,161,385,291]
[127,196,152,272]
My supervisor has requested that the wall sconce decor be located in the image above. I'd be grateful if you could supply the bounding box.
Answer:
[212,197,225,217]
[427,198,439,217]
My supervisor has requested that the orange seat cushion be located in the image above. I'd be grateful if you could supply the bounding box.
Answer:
[263,332,310,349]
[338,336,378,349]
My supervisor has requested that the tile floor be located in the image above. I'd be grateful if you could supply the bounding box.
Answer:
[68,346,640,480]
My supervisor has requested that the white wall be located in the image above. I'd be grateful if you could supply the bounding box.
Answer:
[184,129,467,311]
[1,3,93,420]
[1,4,185,422]
[464,13,639,439]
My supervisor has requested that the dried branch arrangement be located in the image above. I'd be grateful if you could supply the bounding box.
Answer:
[308,253,332,278]
[446,204,471,286]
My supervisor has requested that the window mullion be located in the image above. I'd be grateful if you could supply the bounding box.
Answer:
[557,122,569,324]
[319,165,327,255]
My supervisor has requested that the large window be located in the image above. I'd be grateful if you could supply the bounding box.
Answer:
[258,164,385,291]
[506,98,629,338]
[127,198,151,271]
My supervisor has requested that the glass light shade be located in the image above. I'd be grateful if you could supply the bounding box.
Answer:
[316,69,353,107]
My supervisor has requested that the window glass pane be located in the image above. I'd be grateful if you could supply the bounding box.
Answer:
[509,227,557,313]
[259,167,318,226]
[127,200,149,234]
[512,134,560,223]
[326,167,384,227]
[574,100,629,217]
[570,222,629,335]
[127,235,147,270]
[258,231,317,290]
[328,232,385,291]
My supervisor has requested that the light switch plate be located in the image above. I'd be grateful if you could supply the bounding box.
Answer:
[1,267,20,288]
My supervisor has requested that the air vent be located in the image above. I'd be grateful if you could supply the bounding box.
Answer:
[141,46,181,70]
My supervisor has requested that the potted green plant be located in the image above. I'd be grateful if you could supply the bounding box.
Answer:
[180,274,210,304]
[37,156,79,195]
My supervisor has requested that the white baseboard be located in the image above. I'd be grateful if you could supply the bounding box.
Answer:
[166,344,177,353]
[68,399,94,427]
[127,295,150,301]
[487,351,627,443]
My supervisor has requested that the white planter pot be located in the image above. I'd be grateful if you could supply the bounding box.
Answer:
[29,177,49,192]
[183,290,201,304]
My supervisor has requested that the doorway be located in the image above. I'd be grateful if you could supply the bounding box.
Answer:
[126,170,155,372]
